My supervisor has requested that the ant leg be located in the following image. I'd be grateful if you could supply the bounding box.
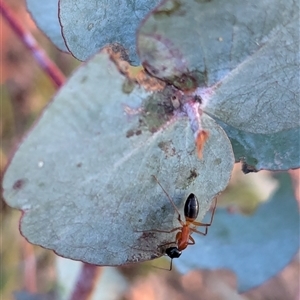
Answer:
[189,198,217,235]
[187,235,195,245]
[190,226,208,236]
[191,197,217,227]
[160,241,177,247]
[152,259,174,271]
[158,231,180,249]
[135,227,181,234]
[169,259,173,271]
[152,175,185,226]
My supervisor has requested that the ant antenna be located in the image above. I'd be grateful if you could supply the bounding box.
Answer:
[152,175,182,218]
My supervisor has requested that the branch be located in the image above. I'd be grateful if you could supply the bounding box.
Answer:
[69,263,102,300]
[0,0,65,88]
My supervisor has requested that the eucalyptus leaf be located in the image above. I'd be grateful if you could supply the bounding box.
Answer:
[204,15,299,135]
[215,119,300,171]
[138,0,299,134]
[59,0,161,64]
[172,173,299,292]
[26,0,68,52]
[3,52,234,265]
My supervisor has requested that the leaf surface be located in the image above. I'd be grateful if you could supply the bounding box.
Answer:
[3,52,234,265]
[59,0,161,64]
[216,119,300,171]
[204,16,299,134]
[138,0,299,133]
[26,0,68,51]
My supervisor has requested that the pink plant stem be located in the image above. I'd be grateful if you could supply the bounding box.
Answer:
[69,263,102,300]
[0,0,65,88]
[22,238,37,293]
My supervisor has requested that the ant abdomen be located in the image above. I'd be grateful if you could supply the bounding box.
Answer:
[184,193,199,222]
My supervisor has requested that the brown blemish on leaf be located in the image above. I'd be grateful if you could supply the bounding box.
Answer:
[158,140,176,157]
[13,179,26,190]
[172,73,199,92]
[80,75,88,84]
[138,232,156,240]
[105,43,130,62]
[126,129,143,138]
[214,158,222,165]
[124,85,182,136]
[185,169,198,186]
[38,182,45,188]
[126,129,135,138]
[187,169,198,180]
[135,69,166,91]
[106,45,165,92]
[139,85,180,133]
[173,68,208,91]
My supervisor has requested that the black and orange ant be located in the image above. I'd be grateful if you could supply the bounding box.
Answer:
[151,175,217,269]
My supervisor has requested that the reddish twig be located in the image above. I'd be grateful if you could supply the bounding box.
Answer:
[69,263,102,300]
[22,238,37,293]
[0,0,66,88]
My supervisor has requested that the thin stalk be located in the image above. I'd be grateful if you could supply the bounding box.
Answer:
[0,0,65,88]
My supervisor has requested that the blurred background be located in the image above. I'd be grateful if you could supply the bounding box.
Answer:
[1,0,299,299]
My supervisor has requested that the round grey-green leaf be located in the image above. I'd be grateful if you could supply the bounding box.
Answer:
[215,119,300,171]
[59,0,161,64]
[138,0,299,134]
[3,52,234,265]
[26,0,68,52]
[204,15,299,134]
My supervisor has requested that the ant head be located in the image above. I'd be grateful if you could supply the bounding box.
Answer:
[165,246,182,259]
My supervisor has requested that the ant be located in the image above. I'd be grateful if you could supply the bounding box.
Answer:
[151,175,217,270]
